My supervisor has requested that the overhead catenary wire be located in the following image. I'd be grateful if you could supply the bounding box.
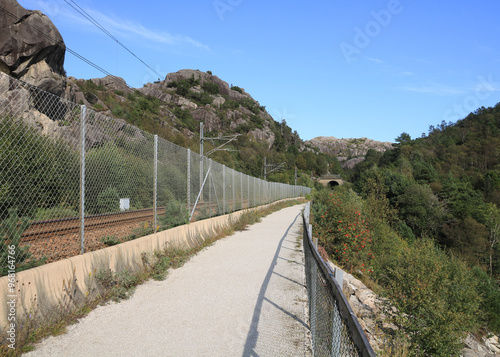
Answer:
[0,4,130,89]
[64,0,163,80]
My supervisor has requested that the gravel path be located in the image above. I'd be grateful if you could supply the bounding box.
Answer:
[25,204,312,357]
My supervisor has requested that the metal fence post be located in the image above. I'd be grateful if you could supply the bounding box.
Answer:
[209,159,212,217]
[187,149,191,214]
[247,175,250,208]
[223,164,226,214]
[200,122,203,196]
[232,169,235,212]
[79,105,86,255]
[153,135,158,233]
[253,177,256,207]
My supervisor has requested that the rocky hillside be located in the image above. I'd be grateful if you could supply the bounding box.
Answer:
[68,69,280,150]
[0,0,385,179]
[306,136,393,169]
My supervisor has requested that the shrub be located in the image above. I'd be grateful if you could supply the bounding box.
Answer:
[96,187,120,214]
[0,209,45,276]
[188,90,213,105]
[0,118,79,219]
[240,98,259,114]
[201,81,219,95]
[101,235,120,246]
[34,205,78,221]
[222,99,239,110]
[382,239,480,356]
[96,269,141,301]
[231,85,243,93]
[312,189,374,274]
[160,200,189,230]
[472,266,500,334]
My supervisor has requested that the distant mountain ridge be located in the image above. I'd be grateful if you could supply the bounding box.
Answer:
[306,136,394,169]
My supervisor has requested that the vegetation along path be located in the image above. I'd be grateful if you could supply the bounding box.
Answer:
[25,204,311,357]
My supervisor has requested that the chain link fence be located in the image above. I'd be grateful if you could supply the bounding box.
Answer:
[0,71,311,277]
[302,202,375,357]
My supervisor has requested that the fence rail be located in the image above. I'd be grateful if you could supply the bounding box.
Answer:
[0,71,310,274]
[302,202,375,357]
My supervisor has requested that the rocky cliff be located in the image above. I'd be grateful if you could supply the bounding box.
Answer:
[0,0,71,99]
[306,136,394,169]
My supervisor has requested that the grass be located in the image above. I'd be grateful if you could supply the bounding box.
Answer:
[0,199,306,356]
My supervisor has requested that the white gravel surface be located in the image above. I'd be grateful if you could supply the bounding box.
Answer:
[25,204,311,357]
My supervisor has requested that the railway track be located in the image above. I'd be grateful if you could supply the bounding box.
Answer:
[20,199,251,242]
[21,207,167,241]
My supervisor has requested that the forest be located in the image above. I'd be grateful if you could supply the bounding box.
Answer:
[312,102,500,356]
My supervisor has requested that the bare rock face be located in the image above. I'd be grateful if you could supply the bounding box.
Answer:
[307,136,394,169]
[249,128,275,149]
[192,107,220,132]
[0,0,67,97]
[90,76,132,95]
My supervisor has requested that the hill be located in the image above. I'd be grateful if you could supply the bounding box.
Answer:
[350,103,500,274]
[306,136,393,169]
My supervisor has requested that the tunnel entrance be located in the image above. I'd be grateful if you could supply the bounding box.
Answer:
[328,181,340,188]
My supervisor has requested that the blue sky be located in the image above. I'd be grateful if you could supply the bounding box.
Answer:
[17,0,500,143]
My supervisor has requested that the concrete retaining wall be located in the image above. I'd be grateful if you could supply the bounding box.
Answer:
[0,201,294,330]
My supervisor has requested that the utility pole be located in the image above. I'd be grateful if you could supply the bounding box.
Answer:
[263,157,285,181]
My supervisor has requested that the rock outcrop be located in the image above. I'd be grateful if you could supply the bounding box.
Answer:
[139,69,277,148]
[0,0,68,98]
[307,136,393,169]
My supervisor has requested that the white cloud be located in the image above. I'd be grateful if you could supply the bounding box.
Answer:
[366,57,384,64]
[21,0,208,49]
[399,84,467,96]
[88,11,209,49]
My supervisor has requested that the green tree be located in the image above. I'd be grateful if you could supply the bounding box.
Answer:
[397,183,447,237]
[395,132,412,145]
[295,155,307,170]
[484,203,500,276]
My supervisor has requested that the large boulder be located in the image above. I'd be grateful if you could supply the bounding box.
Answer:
[0,0,67,97]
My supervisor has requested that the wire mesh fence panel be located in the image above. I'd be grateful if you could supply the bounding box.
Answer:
[243,174,250,209]
[157,137,188,230]
[233,170,243,212]
[210,160,224,217]
[0,71,311,276]
[83,110,156,248]
[302,203,375,357]
[0,73,83,270]
[188,149,201,220]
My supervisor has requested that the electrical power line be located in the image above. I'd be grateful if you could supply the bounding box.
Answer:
[0,4,130,88]
[64,0,163,79]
